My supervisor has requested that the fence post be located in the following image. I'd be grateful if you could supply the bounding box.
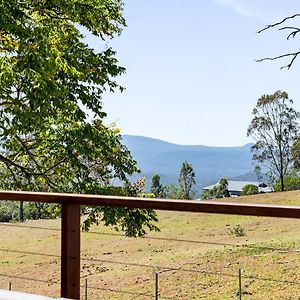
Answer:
[61,203,81,300]
[155,272,159,300]
[238,269,242,300]
[85,278,88,300]
[8,282,11,291]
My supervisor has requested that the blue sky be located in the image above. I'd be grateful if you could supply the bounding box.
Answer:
[86,0,300,146]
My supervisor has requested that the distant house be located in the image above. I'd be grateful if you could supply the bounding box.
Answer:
[202,180,273,197]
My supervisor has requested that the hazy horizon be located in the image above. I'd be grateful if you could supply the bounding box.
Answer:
[122,133,254,148]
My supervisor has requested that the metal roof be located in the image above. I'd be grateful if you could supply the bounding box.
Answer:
[203,181,272,193]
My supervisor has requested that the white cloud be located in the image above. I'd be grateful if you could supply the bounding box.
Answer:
[213,0,272,22]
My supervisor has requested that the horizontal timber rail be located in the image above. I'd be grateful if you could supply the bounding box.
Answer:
[1,190,300,300]
[1,190,300,218]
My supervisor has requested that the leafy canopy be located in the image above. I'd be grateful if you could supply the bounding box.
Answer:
[0,0,159,236]
[274,174,300,192]
[240,184,259,196]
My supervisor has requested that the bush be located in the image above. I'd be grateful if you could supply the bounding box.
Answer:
[201,178,230,200]
[0,201,19,222]
[240,184,259,196]
[0,201,60,222]
[274,175,300,192]
[229,224,246,237]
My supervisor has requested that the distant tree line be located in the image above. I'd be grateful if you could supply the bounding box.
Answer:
[150,89,300,200]
[150,161,197,200]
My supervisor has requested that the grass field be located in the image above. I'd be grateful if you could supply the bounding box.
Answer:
[1,191,300,299]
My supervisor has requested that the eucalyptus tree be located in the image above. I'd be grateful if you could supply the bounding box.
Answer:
[247,91,300,191]
[178,161,196,200]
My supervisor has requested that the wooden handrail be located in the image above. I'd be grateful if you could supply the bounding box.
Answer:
[0,190,300,218]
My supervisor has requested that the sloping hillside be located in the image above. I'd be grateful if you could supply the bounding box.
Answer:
[122,135,254,188]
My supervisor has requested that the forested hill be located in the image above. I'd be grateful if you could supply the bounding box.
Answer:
[122,135,255,188]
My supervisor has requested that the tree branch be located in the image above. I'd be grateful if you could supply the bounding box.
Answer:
[6,164,19,185]
[44,158,67,174]
[15,136,59,191]
[279,26,300,39]
[0,153,33,175]
[258,14,300,33]
[257,14,300,69]
[256,51,300,69]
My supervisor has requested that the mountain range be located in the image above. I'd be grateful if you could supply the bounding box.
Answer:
[122,135,257,190]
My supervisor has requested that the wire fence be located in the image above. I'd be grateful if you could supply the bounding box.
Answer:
[1,215,300,299]
[2,222,300,253]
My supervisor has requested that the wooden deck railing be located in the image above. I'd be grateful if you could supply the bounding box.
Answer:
[1,190,300,299]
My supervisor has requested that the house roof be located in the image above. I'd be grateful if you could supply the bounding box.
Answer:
[202,180,272,193]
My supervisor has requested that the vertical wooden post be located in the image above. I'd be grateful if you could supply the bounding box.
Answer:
[85,278,88,300]
[61,203,81,299]
[155,272,159,300]
[238,269,242,300]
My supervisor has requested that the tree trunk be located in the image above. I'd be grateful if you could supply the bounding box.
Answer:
[279,140,284,192]
[19,200,24,222]
[280,169,284,192]
[36,203,42,219]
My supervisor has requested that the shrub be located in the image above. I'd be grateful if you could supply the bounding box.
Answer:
[229,224,246,237]
[0,201,19,222]
[201,178,230,200]
[240,184,259,196]
[274,175,300,192]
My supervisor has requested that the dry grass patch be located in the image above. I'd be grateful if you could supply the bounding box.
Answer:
[1,191,300,298]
